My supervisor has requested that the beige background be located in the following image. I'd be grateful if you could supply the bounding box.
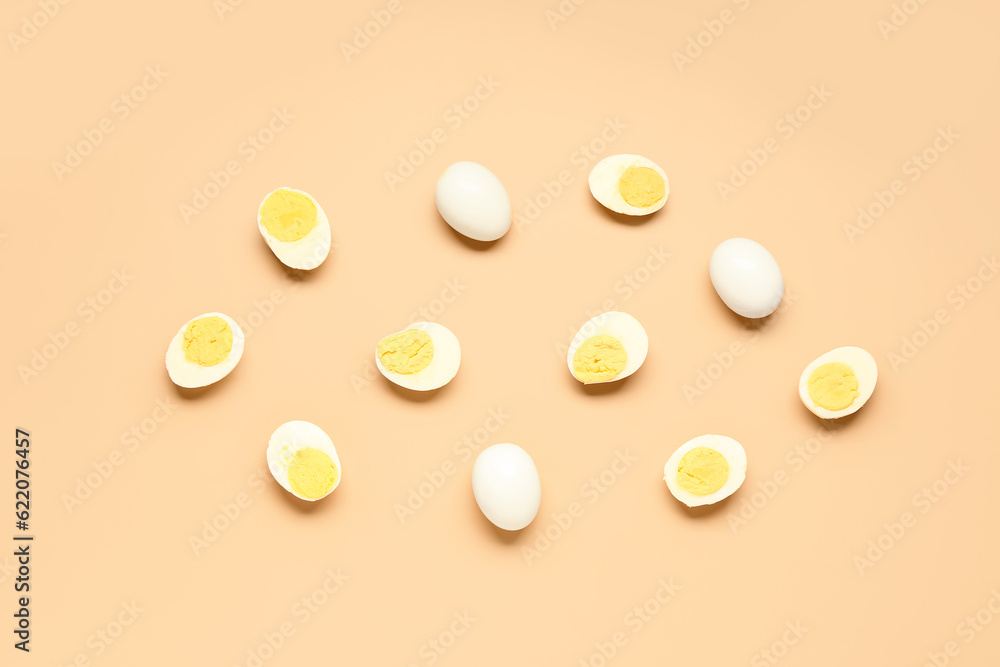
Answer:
[4,0,1000,664]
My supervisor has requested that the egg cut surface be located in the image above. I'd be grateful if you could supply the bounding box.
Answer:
[710,238,785,319]
[664,434,747,507]
[435,161,511,242]
[567,311,648,384]
[798,346,877,419]
[165,312,245,388]
[588,154,669,215]
[472,443,541,531]
[375,321,461,391]
[257,187,332,270]
[266,421,341,501]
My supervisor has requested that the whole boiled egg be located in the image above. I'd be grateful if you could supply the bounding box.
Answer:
[165,312,245,388]
[664,434,747,507]
[472,443,541,531]
[257,187,332,270]
[567,311,648,384]
[435,161,511,242]
[266,421,341,501]
[589,154,669,215]
[798,346,877,419]
[375,321,460,391]
[710,238,784,319]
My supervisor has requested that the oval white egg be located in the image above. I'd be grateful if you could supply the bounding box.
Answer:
[375,321,461,391]
[257,187,332,270]
[472,443,541,531]
[588,154,669,216]
[266,421,342,502]
[710,238,784,318]
[165,312,245,388]
[798,346,878,419]
[664,434,747,507]
[435,161,511,242]
[566,311,648,384]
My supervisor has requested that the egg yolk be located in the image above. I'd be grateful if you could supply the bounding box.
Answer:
[183,316,233,367]
[808,362,859,411]
[676,447,730,496]
[618,167,665,208]
[378,329,434,375]
[260,189,318,242]
[287,447,339,500]
[572,335,627,383]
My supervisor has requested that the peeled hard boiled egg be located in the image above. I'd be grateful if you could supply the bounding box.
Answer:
[710,238,784,319]
[589,154,669,215]
[257,187,332,270]
[567,311,648,384]
[664,435,747,507]
[435,161,511,242]
[165,312,245,388]
[266,421,341,501]
[799,346,878,419]
[375,321,461,391]
[472,443,541,531]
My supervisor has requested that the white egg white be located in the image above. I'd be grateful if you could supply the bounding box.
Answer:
[435,161,512,242]
[566,311,648,384]
[266,421,342,502]
[798,346,878,419]
[664,434,748,508]
[588,154,669,216]
[165,312,245,388]
[472,443,541,531]
[257,187,332,270]
[375,321,461,391]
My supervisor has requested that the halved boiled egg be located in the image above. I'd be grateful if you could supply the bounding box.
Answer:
[588,154,669,215]
[266,421,342,501]
[165,312,245,388]
[257,187,332,270]
[664,434,747,507]
[798,346,877,419]
[375,321,460,391]
[567,311,648,384]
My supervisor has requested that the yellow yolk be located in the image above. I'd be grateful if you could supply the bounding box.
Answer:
[808,362,859,411]
[260,189,319,242]
[378,330,434,375]
[618,166,665,208]
[572,335,627,383]
[287,447,339,500]
[183,316,233,367]
[676,447,730,496]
